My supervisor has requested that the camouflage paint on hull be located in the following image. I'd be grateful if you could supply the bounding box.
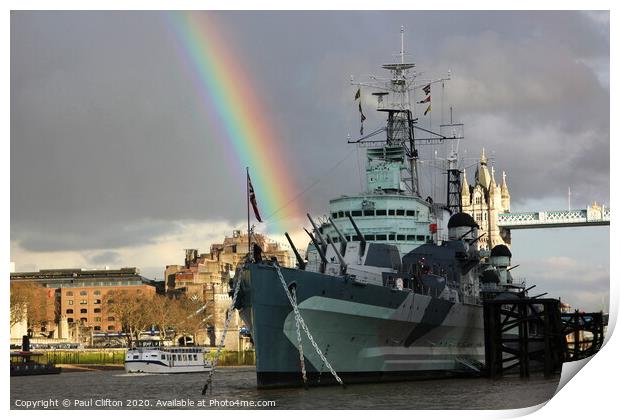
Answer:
[237,263,485,388]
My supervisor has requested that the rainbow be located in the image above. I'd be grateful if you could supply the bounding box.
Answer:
[166,12,304,233]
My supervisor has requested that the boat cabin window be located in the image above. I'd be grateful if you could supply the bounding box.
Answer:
[406,210,415,216]
[193,355,198,361]
[397,235,405,240]
[416,235,425,241]
[332,212,338,219]
[338,211,344,217]
[389,234,395,240]
[388,209,395,215]
[363,210,374,216]
[376,210,387,216]
[364,234,375,240]
[396,210,405,216]
[173,355,177,361]
[133,355,139,360]
[351,210,362,217]
[162,354,166,360]
[376,234,387,241]
[406,235,415,241]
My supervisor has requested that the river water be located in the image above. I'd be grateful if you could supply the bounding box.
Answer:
[10,367,559,410]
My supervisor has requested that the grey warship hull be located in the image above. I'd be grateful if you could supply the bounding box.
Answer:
[237,263,485,388]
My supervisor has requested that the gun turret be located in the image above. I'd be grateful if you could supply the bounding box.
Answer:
[304,228,327,273]
[307,213,328,255]
[326,235,347,275]
[328,217,348,256]
[347,213,367,257]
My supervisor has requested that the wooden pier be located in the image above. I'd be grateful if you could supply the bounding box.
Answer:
[483,298,606,378]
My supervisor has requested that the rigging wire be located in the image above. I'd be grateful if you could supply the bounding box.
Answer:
[263,147,358,224]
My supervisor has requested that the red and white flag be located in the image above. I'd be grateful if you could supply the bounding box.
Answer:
[248,173,262,222]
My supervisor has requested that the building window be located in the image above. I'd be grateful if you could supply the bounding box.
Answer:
[68,300,73,305]
[94,308,101,313]
[94,290,101,296]
[80,291,87,296]
[94,317,102,322]
[94,299,101,304]
[80,309,88,314]
[107,325,115,331]
[94,326,101,331]
[66,309,74,314]
[136,290,142,294]
[80,317,87,323]
[107,316,115,321]
[67,318,74,323]
[80,300,87,305]
[66,291,74,296]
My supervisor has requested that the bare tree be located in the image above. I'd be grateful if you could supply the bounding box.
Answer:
[176,294,210,345]
[150,295,182,345]
[103,290,151,347]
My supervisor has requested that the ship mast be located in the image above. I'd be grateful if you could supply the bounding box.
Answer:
[350,27,462,200]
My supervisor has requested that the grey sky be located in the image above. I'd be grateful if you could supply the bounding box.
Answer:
[10,11,609,310]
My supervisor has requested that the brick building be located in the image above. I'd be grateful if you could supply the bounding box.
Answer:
[10,267,156,341]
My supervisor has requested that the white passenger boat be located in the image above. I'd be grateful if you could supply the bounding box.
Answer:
[124,339,212,374]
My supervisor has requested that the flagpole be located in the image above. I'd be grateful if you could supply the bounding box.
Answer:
[246,167,251,255]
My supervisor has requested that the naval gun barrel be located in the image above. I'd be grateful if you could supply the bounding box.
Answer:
[326,235,348,275]
[304,228,327,273]
[346,213,366,257]
[307,213,328,255]
[328,217,348,256]
[284,232,306,270]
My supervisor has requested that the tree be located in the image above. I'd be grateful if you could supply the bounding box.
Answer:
[10,282,50,332]
[175,294,210,345]
[103,290,151,347]
[150,295,182,344]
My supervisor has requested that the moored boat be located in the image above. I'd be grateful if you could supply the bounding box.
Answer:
[124,339,212,374]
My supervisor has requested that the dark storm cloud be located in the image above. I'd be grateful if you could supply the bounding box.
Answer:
[11,11,609,252]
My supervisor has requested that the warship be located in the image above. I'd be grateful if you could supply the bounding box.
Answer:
[233,29,529,388]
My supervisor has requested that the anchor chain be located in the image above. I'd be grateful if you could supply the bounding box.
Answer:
[291,288,308,387]
[274,264,344,387]
[201,268,243,395]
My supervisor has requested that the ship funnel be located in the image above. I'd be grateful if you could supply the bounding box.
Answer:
[304,227,327,273]
[347,213,367,257]
[284,232,306,270]
[326,236,348,275]
[328,217,348,256]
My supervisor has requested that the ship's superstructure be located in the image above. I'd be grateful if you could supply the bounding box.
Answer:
[312,28,458,261]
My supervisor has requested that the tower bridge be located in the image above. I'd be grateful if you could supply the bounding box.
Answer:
[497,205,610,229]
[460,148,609,250]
